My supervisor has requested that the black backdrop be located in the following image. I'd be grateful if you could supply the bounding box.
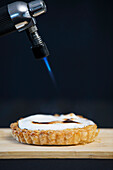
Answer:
[0,0,113,169]
[0,0,113,127]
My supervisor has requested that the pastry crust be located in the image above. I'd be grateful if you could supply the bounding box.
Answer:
[10,118,99,145]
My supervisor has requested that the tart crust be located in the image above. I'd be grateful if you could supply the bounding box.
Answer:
[10,119,99,145]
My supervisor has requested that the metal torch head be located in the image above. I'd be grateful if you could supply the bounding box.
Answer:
[8,0,49,59]
[8,0,47,32]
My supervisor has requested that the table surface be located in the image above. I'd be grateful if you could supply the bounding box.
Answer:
[0,128,113,159]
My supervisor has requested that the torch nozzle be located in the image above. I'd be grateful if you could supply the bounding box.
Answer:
[26,25,49,59]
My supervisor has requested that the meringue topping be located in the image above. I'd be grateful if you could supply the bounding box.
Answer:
[18,113,95,130]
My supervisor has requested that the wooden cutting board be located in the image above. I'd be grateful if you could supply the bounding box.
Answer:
[0,128,113,159]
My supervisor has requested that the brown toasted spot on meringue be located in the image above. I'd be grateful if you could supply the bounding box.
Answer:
[32,119,81,124]
[54,114,60,117]
[32,121,62,124]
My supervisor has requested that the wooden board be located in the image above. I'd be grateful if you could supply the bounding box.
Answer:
[0,128,113,159]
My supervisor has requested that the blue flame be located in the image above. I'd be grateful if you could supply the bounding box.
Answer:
[43,57,51,72]
[43,57,56,87]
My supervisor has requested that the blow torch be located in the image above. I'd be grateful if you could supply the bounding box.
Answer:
[0,0,49,59]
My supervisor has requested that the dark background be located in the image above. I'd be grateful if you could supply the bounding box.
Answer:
[0,0,113,128]
[0,0,113,169]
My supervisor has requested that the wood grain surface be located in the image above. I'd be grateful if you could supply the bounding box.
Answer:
[0,128,113,159]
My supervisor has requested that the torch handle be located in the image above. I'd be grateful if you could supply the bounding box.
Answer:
[0,0,32,36]
[0,5,16,36]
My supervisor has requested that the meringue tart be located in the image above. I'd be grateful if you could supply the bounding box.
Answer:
[10,113,99,145]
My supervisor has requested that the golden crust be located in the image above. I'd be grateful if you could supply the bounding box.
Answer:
[10,121,99,145]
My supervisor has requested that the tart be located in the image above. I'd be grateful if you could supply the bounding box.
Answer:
[10,113,99,145]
